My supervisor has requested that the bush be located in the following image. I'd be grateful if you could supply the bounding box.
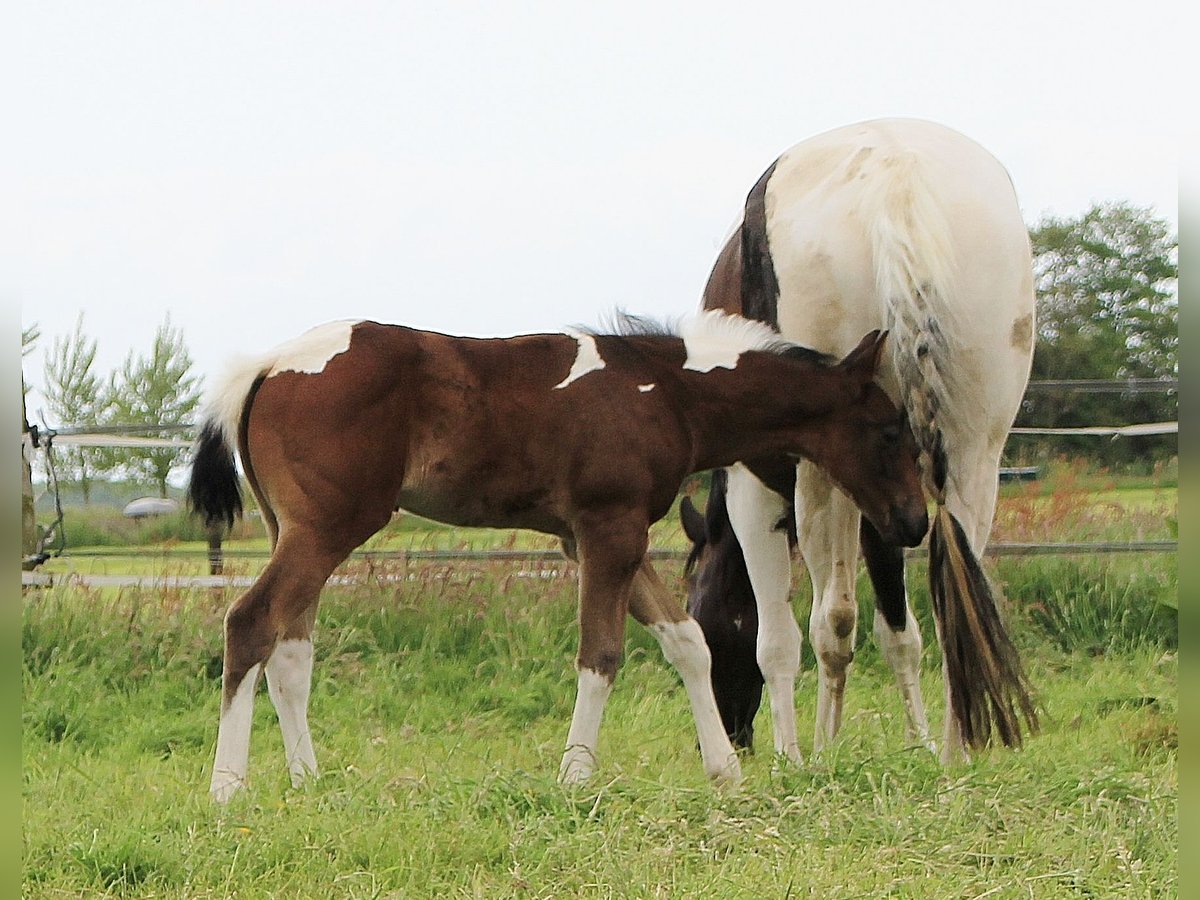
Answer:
[999,557,1177,653]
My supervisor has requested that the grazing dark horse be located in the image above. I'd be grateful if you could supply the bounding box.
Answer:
[685,118,1038,765]
[189,312,927,801]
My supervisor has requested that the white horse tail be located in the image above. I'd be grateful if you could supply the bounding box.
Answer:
[860,149,956,492]
[863,151,1038,751]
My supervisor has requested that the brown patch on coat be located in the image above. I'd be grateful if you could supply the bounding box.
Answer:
[1010,313,1033,354]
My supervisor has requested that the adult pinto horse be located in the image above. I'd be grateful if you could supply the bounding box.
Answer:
[189,312,927,801]
[684,118,1038,765]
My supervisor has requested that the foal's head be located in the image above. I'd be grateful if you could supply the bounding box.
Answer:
[809,332,928,547]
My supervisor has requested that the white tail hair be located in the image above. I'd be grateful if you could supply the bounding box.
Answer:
[860,152,959,499]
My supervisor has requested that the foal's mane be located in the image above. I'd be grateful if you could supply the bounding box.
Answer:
[583,309,835,367]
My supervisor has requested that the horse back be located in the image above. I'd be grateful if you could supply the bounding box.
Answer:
[761,118,1035,431]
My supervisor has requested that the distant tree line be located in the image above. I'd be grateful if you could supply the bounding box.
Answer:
[1010,202,1177,470]
[25,316,202,500]
[21,201,1178,503]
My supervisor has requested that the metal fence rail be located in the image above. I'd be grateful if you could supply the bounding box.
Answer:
[21,540,1177,590]
[40,539,1180,563]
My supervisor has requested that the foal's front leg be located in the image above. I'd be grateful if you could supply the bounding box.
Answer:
[629,561,741,785]
[558,517,643,785]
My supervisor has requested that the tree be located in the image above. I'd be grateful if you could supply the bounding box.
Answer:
[1012,202,1177,468]
[105,316,203,497]
[42,314,106,502]
[22,325,40,557]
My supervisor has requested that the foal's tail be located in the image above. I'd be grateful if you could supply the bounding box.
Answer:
[188,420,243,531]
[187,358,271,533]
[863,152,1038,751]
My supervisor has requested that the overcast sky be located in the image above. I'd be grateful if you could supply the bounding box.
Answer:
[7,1,1182,420]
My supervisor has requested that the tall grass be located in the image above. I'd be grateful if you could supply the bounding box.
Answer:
[23,553,1176,898]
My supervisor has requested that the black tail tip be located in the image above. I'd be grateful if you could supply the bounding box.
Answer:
[931,507,1038,751]
[187,423,243,532]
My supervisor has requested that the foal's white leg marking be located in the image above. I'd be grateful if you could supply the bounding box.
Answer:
[554,331,607,389]
[873,608,935,752]
[725,464,803,764]
[648,619,742,785]
[265,639,319,787]
[558,668,613,784]
[211,662,263,802]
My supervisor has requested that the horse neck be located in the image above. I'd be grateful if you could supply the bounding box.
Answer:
[677,356,850,470]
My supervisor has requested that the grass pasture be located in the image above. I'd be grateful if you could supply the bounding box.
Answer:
[23,545,1177,898]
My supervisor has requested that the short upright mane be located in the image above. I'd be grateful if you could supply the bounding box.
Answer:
[586,309,829,365]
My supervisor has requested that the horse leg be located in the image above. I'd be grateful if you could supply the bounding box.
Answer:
[264,601,319,787]
[936,446,1006,765]
[629,560,741,785]
[725,463,802,764]
[860,519,934,752]
[211,529,342,802]
[795,461,861,753]
[558,514,645,784]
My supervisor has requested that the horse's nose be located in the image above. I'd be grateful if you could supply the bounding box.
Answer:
[895,504,929,547]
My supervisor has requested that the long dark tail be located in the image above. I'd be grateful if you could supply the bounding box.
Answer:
[929,503,1038,748]
[187,421,243,532]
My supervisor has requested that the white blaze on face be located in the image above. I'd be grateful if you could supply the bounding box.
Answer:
[681,310,783,372]
[267,319,360,377]
[554,330,607,389]
[637,383,656,392]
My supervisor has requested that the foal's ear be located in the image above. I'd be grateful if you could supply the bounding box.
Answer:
[679,495,707,545]
[840,329,889,381]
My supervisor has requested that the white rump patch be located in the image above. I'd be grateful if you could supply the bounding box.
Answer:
[637,383,656,392]
[554,330,607,389]
[681,310,784,372]
[200,319,362,450]
[267,319,359,377]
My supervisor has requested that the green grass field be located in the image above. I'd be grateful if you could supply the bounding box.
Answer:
[23,545,1177,897]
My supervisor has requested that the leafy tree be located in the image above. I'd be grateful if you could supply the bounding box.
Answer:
[1012,202,1177,469]
[42,314,106,502]
[22,323,40,357]
[22,324,40,400]
[105,316,203,497]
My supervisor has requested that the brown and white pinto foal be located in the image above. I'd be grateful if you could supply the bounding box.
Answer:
[188,312,927,801]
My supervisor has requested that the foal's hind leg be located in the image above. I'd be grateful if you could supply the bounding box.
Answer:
[860,520,933,752]
[558,513,647,785]
[628,560,741,785]
[265,602,319,787]
[211,529,342,802]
